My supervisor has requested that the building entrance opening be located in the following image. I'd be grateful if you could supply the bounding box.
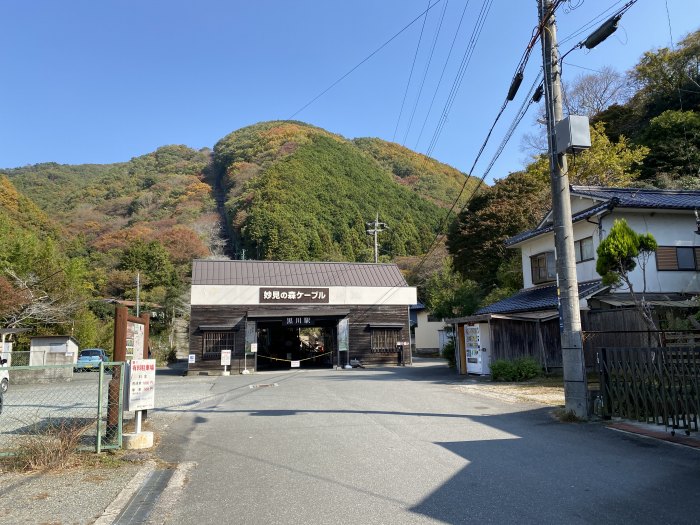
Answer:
[256,320,337,370]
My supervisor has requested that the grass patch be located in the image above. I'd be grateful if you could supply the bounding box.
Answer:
[554,408,584,423]
[2,420,94,471]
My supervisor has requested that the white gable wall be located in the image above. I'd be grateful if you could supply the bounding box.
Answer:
[517,208,699,294]
[601,210,699,294]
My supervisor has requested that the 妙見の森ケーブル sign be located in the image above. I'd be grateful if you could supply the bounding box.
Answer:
[259,288,329,304]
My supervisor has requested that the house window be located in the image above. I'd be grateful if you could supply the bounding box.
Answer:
[202,331,236,360]
[370,328,401,353]
[531,251,556,284]
[574,236,594,263]
[656,246,700,271]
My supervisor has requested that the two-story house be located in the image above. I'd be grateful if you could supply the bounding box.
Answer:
[449,186,700,375]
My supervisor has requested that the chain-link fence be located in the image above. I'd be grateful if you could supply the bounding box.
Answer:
[0,362,125,456]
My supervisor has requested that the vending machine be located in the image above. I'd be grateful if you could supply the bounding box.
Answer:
[464,324,489,375]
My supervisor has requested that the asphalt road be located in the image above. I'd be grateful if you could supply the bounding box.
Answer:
[152,360,700,525]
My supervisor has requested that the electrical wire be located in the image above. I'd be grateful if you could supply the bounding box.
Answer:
[400,0,450,146]
[413,0,472,150]
[393,0,432,142]
[424,0,493,158]
[288,0,444,120]
[410,0,564,280]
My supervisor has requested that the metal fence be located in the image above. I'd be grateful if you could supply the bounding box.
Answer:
[0,362,125,455]
[597,347,699,435]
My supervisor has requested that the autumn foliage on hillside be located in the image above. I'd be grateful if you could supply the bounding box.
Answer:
[213,121,476,262]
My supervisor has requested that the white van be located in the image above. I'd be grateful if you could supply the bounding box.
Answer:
[0,357,8,393]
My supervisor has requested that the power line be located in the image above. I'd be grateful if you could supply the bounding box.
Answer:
[410,2,564,280]
[413,0,472,150]
[288,0,444,120]
[393,0,432,142]
[400,0,450,146]
[425,0,494,158]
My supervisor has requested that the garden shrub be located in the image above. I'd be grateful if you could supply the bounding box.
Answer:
[514,357,540,381]
[490,359,517,381]
[442,339,456,369]
[490,357,541,382]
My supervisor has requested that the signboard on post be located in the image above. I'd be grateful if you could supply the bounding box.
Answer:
[126,321,146,360]
[126,359,156,412]
[221,350,231,366]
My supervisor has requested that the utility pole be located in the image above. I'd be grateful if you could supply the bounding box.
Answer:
[539,0,588,418]
[136,272,141,317]
[365,213,388,263]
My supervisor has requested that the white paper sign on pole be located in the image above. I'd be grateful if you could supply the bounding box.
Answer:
[250,343,258,353]
[221,349,231,366]
[126,359,156,412]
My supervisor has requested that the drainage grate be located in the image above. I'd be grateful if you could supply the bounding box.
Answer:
[114,468,174,524]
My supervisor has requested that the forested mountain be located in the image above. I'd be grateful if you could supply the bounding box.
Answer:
[0,123,477,350]
[213,121,477,261]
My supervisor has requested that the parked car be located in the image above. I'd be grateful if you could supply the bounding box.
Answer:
[0,357,8,394]
[74,348,109,371]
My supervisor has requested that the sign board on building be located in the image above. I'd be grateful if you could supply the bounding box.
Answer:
[259,287,329,304]
[188,354,196,364]
[291,361,300,368]
[126,359,156,412]
[221,350,231,366]
[283,316,313,326]
[250,343,258,353]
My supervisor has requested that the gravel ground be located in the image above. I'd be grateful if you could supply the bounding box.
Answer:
[454,381,566,406]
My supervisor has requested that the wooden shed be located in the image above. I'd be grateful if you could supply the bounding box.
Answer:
[189,260,417,373]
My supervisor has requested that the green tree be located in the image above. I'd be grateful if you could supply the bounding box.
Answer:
[566,122,648,186]
[421,261,481,320]
[118,240,175,290]
[448,167,550,288]
[639,110,700,183]
[596,219,658,331]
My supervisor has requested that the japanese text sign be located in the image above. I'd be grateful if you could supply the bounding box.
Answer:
[126,359,156,412]
[259,287,329,304]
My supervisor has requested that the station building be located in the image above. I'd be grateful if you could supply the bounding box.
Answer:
[188,260,417,373]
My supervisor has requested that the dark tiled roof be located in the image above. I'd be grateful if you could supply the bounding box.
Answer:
[475,280,604,315]
[506,186,700,246]
[507,201,612,246]
[191,260,409,287]
[571,186,700,209]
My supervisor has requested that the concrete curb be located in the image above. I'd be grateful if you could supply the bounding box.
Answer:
[608,422,700,450]
[94,460,157,525]
[146,462,197,525]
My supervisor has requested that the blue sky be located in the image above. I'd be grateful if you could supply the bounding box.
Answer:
[1,0,698,183]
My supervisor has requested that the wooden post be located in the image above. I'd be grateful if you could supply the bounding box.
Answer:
[106,306,128,442]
